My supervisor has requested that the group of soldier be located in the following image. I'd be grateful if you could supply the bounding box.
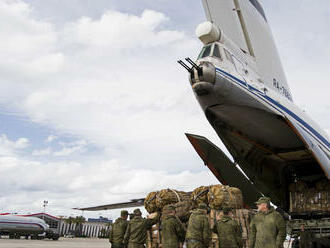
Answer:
[109,196,288,248]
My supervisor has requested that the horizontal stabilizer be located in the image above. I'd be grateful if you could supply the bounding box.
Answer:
[186,133,262,207]
[73,198,145,211]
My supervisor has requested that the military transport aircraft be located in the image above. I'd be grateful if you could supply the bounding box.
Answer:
[77,0,330,212]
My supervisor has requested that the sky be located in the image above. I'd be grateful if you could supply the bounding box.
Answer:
[0,0,329,220]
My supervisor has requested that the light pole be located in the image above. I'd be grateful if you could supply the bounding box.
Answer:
[43,200,48,220]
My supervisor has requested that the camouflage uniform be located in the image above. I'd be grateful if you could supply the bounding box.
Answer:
[124,209,159,248]
[186,203,211,248]
[299,230,312,248]
[161,205,186,248]
[110,210,129,248]
[249,197,286,248]
[213,215,243,248]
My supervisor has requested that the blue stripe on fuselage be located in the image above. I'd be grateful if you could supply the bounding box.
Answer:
[215,67,330,150]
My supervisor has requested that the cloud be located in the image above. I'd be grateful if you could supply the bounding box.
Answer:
[0,0,210,219]
[0,0,63,84]
[33,140,87,157]
[0,153,218,217]
[32,147,51,156]
[0,134,29,156]
[53,140,87,157]
[0,0,219,173]
[68,9,186,49]
[45,135,57,143]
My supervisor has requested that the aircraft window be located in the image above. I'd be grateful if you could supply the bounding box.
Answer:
[224,49,234,64]
[213,44,221,59]
[198,45,212,59]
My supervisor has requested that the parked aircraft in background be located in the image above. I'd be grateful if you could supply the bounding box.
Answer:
[0,214,59,240]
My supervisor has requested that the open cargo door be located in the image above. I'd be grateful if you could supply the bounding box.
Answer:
[186,133,262,207]
[285,117,330,179]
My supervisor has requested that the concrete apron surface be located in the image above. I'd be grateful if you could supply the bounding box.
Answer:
[0,238,110,248]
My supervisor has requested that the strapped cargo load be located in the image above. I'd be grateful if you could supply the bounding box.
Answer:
[155,189,190,210]
[145,191,160,214]
[289,180,330,213]
[316,179,330,191]
[208,185,243,209]
[145,189,191,214]
[289,181,308,193]
[168,200,195,222]
[191,186,210,205]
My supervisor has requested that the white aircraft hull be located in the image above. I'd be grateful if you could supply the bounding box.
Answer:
[0,215,48,235]
[197,65,330,153]
[186,53,330,207]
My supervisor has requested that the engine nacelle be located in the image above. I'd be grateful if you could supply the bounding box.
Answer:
[196,22,222,45]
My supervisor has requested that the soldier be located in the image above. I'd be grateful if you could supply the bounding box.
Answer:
[124,208,160,248]
[161,205,186,248]
[186,203,211,248]
[249,197,286,248]
[299,224,312,248]
[109,210,129,248]
[213,207,243,248]
[129,213,135,221]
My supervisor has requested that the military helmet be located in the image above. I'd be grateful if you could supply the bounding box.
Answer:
[255,196,271,205]
[133,208,142,216]
[121,210,129,216]
[197,203,208,210]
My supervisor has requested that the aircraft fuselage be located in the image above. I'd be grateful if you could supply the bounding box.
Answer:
[185,39,330,209]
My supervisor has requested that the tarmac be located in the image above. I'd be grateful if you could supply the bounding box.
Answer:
[0,238,293,248]
[0,238,109,248]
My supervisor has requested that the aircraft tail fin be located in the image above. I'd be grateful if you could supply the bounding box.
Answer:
[202,0,293,101]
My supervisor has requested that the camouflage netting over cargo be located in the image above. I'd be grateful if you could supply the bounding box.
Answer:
[191,186,210,205]
[208,185,243,209]
[145,191,160,213]
[289,180,330,213]
[156,189,190,209]
[145,189,190,214]
[145,185,244,214]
